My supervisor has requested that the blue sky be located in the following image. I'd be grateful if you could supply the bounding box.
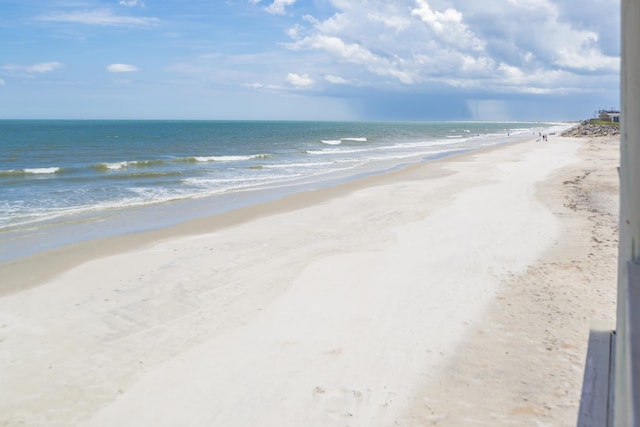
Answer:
[0,0,620,121]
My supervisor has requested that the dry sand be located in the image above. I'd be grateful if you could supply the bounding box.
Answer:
[0,135,619,426]
[404,135,619,426]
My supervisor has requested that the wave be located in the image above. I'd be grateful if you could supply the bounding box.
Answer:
[187,153,272,163]
[182,173,296,187]
[1,153,275,181]
[307,147,372,155]
[320,137,367,145]
[263,161,334,169]
[133,159,167,167]
[92,154,272,171]
[103,171,184,180]
[25,167,62,175]
[93,159,168,172]
[0,169,22,177]
[0,167,62,177]
[94,161,128,171]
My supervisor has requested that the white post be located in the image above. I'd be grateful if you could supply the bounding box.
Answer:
[616,1,640,425]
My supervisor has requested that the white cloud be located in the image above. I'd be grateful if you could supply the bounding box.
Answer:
[411,0,485,51]
[325,74,349,84]
[411,1,463,33]
[464,0,619,74]
[28,62,64,73]
[37,8,158,27]
[287,24,303,39]
[276,0,618,96]
[314,12,351,34]
[119,0,145,7]
[264,0,297,15]
[367,11,411,32]
[506,0,556,14]
[287,34,415,84]
[540,24,619,72]
[554,43,620,72]
[0,79,4,86]
[286,73,314,87]
[107,63,140,73]
[1,62,64,74]
[243,81,283,91]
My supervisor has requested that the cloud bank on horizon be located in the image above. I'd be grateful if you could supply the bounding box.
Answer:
[0,0,620,120]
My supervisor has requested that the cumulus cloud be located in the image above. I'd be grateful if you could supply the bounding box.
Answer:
[286,73,314,87]
[37,8,158,27]
[287,34,415,83]
[287,24,303,39]
[367,11,411,32]
[278,0,618,95]
[264,0,297,15]
[107,63,140,73]
[411,0,484,51]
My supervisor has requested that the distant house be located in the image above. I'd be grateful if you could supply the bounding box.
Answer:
[599,109,621,123]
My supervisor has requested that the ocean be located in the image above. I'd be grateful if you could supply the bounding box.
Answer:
[0,120,564,262]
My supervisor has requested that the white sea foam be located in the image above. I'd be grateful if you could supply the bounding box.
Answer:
[307,147,372,155]
[0,202,108,231]
[264,161,334,169]
[193,154,270,162]
[321,137,366,145]
[105,161,128,170]
[24,167,60,175]
[182,173,294,186]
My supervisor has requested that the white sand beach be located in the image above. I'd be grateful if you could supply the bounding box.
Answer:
[0,134,619,426]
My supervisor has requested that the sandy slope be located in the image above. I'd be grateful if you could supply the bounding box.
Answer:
[0,135,618,426]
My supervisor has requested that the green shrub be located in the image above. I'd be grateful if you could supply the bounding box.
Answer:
[589,119,620,127]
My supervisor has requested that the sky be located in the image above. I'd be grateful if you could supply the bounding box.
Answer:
[0,0,620,121]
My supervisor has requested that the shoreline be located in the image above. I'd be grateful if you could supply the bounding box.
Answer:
[0,123,569,265]
[0,135,531,296]
[0,132,617,426]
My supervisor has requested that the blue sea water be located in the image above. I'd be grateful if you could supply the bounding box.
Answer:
[0,120,564,261]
